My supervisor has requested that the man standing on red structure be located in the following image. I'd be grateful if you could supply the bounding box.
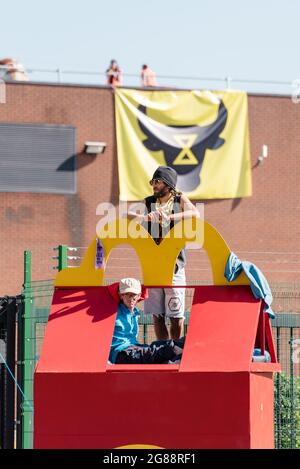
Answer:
[129,166,200,341]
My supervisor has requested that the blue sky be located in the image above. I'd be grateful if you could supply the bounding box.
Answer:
[0,0,299,93]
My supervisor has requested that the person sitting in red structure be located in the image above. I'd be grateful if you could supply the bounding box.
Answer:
[108,278,184,364]
[106,59,122,87]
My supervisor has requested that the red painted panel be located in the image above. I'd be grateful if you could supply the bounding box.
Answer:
[106,364,179,371]
[36,287,118,372]
[34,371,252,449]
[180,286,261,372]
[265,315,277,362]
[249,373,275,448]
[34,434,252,450]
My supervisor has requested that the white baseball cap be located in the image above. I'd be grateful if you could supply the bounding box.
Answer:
[119,278,141,295]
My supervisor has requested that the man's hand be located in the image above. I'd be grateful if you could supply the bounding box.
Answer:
[147,211,161,223]
[127,210,170,224]
[127,212,147,222]
[157,209,170,225]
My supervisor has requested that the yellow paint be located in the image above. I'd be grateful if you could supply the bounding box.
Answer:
[55,218,249,287]
[116,444,163,449]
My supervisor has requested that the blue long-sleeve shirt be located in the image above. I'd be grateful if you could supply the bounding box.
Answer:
[224,252,275,319]
[109,302,141,363]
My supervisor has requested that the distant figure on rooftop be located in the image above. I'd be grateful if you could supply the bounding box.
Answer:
[106,59,122,87]
[0,57,28,82]
[141,64,158,87]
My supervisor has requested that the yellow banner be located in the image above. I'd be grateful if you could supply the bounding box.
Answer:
[115,89,252,200]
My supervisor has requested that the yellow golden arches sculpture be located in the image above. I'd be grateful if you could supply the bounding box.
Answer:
[54,218,249,287]
[116,444,163,449]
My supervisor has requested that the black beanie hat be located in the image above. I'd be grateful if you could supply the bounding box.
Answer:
[152,166,177,190]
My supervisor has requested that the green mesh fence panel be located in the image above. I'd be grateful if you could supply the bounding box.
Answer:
[272,314,300,448]
[22,279,54,449]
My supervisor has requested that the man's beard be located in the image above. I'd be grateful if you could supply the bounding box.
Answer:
[153,186,170,199]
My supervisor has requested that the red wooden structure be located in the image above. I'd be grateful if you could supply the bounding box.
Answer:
[34,284,280,448]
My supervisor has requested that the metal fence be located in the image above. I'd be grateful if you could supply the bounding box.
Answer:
[1,248,300,448]
[0,295,23,449]
[0,64,298,96]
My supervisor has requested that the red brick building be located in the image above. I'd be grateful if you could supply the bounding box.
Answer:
[0,82,299,308]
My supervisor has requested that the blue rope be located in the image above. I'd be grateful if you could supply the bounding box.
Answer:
[0,351,33,411]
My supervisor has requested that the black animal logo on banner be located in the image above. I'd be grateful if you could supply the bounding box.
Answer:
[136,101,228,191]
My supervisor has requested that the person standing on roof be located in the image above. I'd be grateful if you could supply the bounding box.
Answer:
[0,57,28,81]
[106,59,123,87]
[140,64,158,87]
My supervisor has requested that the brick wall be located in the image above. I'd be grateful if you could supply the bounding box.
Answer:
[0,82,299,295]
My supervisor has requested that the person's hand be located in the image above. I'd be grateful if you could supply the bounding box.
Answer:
[158,210,170,224]
[147,211,161,223]
[127,212,146,222]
